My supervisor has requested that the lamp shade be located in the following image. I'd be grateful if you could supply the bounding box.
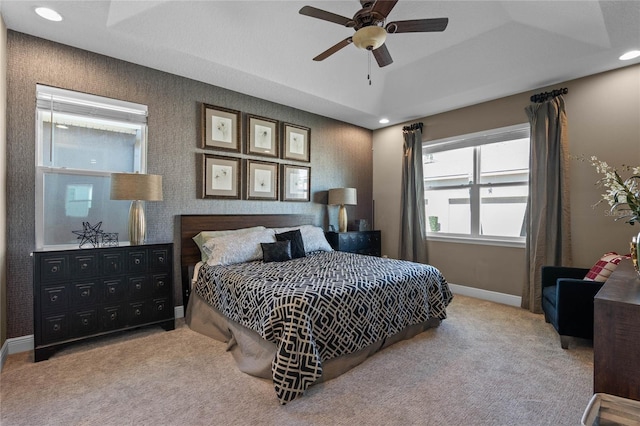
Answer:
[328,188,357,206]
[110,173,163,201]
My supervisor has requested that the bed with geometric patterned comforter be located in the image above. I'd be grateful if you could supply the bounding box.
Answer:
[192,250,453,404]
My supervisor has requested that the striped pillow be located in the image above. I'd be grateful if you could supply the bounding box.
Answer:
[584,252,630,282]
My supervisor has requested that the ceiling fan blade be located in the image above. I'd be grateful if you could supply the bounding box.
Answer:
[370,0,399,20]
[386,18,449,33]
[299,6,353,27]
[373,43,393,67]
[313,37,354,61]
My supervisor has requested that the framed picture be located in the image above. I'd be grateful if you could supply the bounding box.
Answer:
[247,114,278,157]
[201,103,241,152]
[246,160,278,201]
[282,123,310,162]
[200,154,241,199]
[281,164,310,202]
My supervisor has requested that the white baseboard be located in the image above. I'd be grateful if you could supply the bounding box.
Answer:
[0,339,8,371]
[0,305,186,368]
[448,283,522,307]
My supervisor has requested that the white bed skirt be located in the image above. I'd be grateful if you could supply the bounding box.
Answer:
[186,292,441,383]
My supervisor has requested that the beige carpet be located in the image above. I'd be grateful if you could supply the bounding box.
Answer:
[0,295,593,425]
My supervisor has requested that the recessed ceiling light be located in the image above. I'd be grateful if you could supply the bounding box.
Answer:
[619,50,640,61]
[35,7,63,22]
[379,118,389,124]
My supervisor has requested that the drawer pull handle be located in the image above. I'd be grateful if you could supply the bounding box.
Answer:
[135,283,142,290]
[81,290,89,297]
[157,280,164,287]
[108,287,116,294]
[50,294,58,302]
[52,324,60,332]
[134,259,141,265]
[82,318,89,326]
[51,266,59,273]
[158,256,164,262]
[134,308,141,316]
[110,312,117,320]
[158,305,164,311]
[81,263,88,269]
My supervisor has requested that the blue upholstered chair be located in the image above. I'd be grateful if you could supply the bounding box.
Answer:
[541,266,604,349]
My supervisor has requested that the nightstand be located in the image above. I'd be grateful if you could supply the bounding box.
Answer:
[325,231,381,257]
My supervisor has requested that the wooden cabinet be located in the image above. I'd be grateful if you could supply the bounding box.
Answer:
[594,259,640,400]
[33,243,175,361]
[325,231,381,257]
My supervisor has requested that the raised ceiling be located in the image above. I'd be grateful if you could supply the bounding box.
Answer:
[1,0,639,129]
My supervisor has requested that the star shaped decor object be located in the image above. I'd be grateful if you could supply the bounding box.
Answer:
[72,221,104,248]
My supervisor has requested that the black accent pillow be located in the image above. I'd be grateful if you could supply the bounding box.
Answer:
[275,230,306,259]
[261,240,292,263]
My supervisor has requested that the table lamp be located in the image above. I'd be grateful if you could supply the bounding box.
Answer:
[110,172,163,245]
[328,187,357,232]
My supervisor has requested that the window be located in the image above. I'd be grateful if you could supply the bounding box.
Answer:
[423,124,530,245]
[35,85,148,249]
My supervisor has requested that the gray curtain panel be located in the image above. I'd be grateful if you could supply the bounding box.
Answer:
[400,123,428,263]
[522,96,573,313]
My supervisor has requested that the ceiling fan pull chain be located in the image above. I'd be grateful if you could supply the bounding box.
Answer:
[368,51,372,85]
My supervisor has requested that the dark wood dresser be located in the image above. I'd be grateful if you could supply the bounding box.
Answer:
[33,243,175,361]
[325,231,381,257]
[594,259,640,400]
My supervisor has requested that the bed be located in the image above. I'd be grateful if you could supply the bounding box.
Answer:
[180,214,453,404]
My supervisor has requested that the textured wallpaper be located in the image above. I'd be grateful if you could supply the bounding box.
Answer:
[6,31,373,338]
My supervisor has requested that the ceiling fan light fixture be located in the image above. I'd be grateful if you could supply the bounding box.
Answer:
[353,26,387,50]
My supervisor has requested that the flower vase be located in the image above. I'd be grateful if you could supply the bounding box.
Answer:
[632,232,640,277]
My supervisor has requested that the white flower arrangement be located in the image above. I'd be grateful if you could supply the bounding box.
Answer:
[586,156,640,225]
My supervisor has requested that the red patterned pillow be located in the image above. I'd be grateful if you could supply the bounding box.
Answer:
[584,252,630,282]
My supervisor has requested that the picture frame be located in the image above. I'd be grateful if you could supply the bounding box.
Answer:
[246,114,278,157]
[201,103,241,152]
[281,164,310,202]
[200,154,241,199]
[246,159,278,201]
[282,123,310,162]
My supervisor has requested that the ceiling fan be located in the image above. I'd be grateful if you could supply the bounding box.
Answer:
[299,0,449,67]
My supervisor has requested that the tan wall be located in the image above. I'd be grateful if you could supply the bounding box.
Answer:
[373,64,640,297]
[1,15,7,349]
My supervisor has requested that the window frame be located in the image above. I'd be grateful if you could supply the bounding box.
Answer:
[35,85,148,250]
[422,123,530,247]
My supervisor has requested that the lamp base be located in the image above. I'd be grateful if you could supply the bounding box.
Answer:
[128,200,146,245]
[338,204,348,233]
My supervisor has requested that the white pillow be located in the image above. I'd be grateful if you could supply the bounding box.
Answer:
[193,226,266,262]
[272,225,333,253]
[204,228,276,266]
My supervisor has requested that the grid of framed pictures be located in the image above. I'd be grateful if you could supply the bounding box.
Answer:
[199,103,311,201]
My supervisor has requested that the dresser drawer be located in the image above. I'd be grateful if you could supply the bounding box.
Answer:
[149,247,171,271]
[152,297,172,321]
[101,251,124,276]
[71,281,99,306]
[41,313,68,344]
[39,256,69,283]
[71,309,98,337]
[70,253,98,278]
[101,305,125,331]
[151,273,170,296]
[103,278,126,303]
[128,276,150,300]
[127,301,148,325]
[40,285,68,313]
[127,249,148,273]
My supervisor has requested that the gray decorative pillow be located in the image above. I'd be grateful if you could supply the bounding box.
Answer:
[276,230,306,259]
[261,240,292,263]
[203,228,276,266]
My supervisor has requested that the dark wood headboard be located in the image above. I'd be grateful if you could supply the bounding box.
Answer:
[180,214,316,306]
